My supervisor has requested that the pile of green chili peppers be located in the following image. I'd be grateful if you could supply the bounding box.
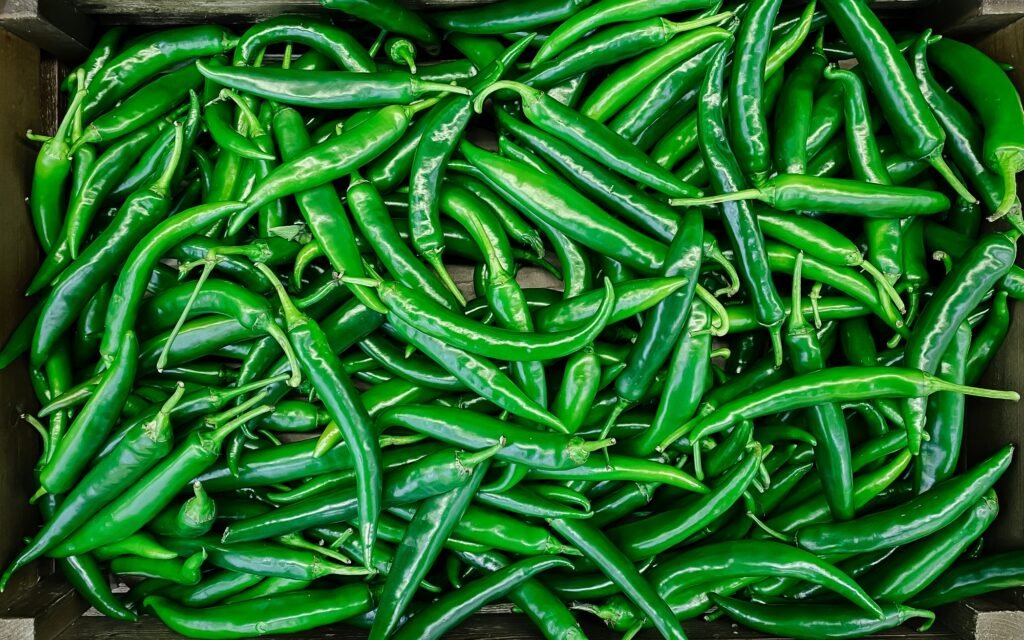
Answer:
[2,0,1024,638]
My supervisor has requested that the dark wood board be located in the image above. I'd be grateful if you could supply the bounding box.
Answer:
[54,613,958,640]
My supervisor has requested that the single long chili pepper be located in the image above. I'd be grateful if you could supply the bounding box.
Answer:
[370,462,489,640]
[522,12,731,89]
[253,263,379,568]
[651,540,881,614]
[914,322,971,493]
[923,222,1024,301]
[235,16,374,72]
[965,291,1011,384]
[796,445,1012,555]
[197,59,468,110]
[534,276,688,331]
[53,405,272,556]
[359,334,462,391]
[858,490,997,602]
[27,74,87,253]
[459,142,668,272]
[711,595,934,638]
[0,384,185,591]
[902,231,1017,453]
[929,37,1024,218]
[664,367,1018,452]
[98,200,246,366]
[580,26,732,122]
[82,25,237,119]
[377,404,613,470]
[910,550,1024,608]
[477,484,591,519]
[552,345,601,434]
[818,0,974,201]
[673,173,950,215]
[63,27,124,92]
[154,570,264,607]
[548,517,687,640]
[730,0,786,183]
[535,0,717,66]
[323,0,438,47]
[112,549,206,585]
[146,583,371,639]
[163,534,372,580]
[271,108,383,313]
[774,45,828,175]
[477,81,700,198]
[386,319,565,430]
[430,0,590,34]
[448,173,544,257]
[107,99,196,205]
[74,64,202,150]
[698,45,786,363]
[375,275,614,362]
[608,445,760,559]
[529,454,706,493]
[38,331,137,494]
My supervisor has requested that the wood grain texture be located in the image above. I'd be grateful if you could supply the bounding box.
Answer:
[941,1,1024,35]
[0,0,93,57]
[0,29,46,610]
[0,575,89,640]
[942,597,1024,639]
[52,612,957,640]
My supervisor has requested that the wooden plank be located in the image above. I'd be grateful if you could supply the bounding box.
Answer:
[0,28,46,610]
[0,0,94,58]
[940,0,1024,35]
[0,575,88,640]
[941,597,1024,639]
[53,612,958,640]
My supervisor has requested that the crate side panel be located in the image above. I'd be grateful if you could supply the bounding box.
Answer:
[0,29,45,608]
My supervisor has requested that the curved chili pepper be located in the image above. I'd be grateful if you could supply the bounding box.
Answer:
[911,550,1024,608]
[370,461,488,639]
[929,37,1024,219]
[796,445,1012,554]
[711,595,934,638]
[430,0,590,34]
[235,16,374,72]
[965,291,1011,384]
[83,25,237,119]
[149,481,217,538]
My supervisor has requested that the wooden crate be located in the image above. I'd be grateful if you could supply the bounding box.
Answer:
[0,1,1023,638]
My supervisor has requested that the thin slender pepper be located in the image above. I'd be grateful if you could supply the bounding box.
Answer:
[911,550,1024,608]
[236,16,374,72]
[774,46,828,175]
[430,0,591,34]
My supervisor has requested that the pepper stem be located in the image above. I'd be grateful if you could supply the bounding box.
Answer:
[991,155,1024,220]
[53,69,88,150]
[458,437,506,469]
[209,405,275,444]
[206,388,273,428]
[472,80,540,114]
[911,608,937,632]
[623,622,644,640]
[745,511,792,543]
[253,262,306,331]
[581,437,616,453]
[264,321,303,388]
[861,260,906,314]
[695,284,729,336]
[157,254,221,372]
[932,379,1019,401]
[22,414,50,463]
[929,154,977,204]
[670,188,762,207]
[150,123,185,197]
[219,89,265,137]
[705,243,740,296]
[666,11,734,35]
[809,282,824,328]
[789,252,807,332]
[423,251,467,306]
[598,398,630,442]
[278,533,353,565]
[416,80,473,98]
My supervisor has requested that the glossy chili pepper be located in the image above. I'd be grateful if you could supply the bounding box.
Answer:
[235,16,374,71]
[377,404,613,470]
[28,75,87,253]
[155,570,265,607]
[549,517,687,640]
[965,291,1011,384]
[149,481,217,538]
[523,12,731,89]
[698,45,786,363]
[774,45,828,175]
[902,231,1017,453]
[711,595,934,639]
[252,264,379,567]
[911,550,1024,608]
[370,461,489,639]
[146,584,372,639]
[63,27,124,92]
[112,549,206,585]
[929,37,1024,219]
[859,490,997,602]
[82,25,237,119]
[430,0,590,34]
[796,445,1012,554]
[460,142,668,272]
[386,318,564,430]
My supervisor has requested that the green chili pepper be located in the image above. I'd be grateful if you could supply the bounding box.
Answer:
[235,16,374,71]
[911,550,1024,608]
[430,0,591,34]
